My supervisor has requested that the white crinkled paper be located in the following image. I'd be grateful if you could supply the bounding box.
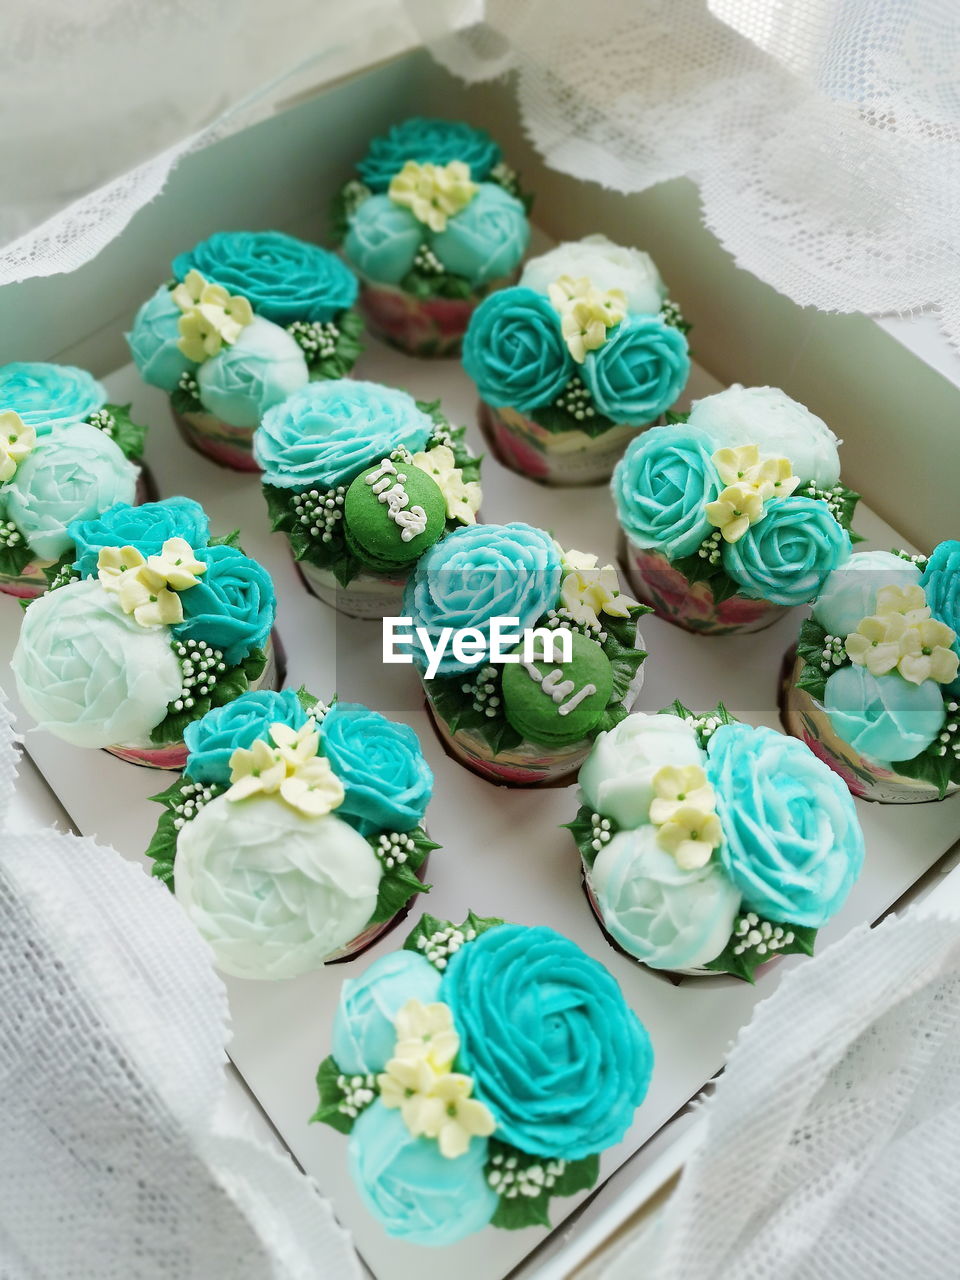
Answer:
[0,694,361,1280]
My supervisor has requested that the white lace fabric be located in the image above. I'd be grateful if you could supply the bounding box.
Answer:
[0,700,360,1280]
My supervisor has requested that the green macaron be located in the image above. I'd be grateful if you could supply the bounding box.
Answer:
[501,630,614,747]
[344,457,447,573]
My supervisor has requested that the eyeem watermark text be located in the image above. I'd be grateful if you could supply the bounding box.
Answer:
[383,617,573,679]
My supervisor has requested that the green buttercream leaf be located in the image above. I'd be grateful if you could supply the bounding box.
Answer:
[263,484,296,535]
[553,1153,601,1197]
[664,410,691,425]
[208,529,243,549]
[527,399,617,440]
[0,530,38,580]
[402,910,503,964]
[794,618,837,703]
[670,547,742,606]
[659,699,737,748]
[170,379,203,415]
[399,266,475,301]
[310,1056,359,1135]
[263,483,363,584]
[890,740,960,796]
[601,610,648,704]
[594,701,629,736]
[704,918,817,983]
[309,308,365,380]
[485,1139,599,1230]
[562,803,621,870]
[144,809,179,889]
[88,402,148,461]
[366,825,438,925]
[295,684,324,715]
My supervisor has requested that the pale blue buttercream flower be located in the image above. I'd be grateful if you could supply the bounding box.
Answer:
[196,317,309,428]
[823,663,946,763]
[430,183,528,285]
[126,286,198,393]
[332,951,441,1075]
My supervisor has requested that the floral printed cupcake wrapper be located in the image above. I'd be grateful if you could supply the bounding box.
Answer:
[173,407,265,473]
[780,650,959,804]
[297,558,409,622]
[621,535,789,636]
[356,272,513,359]
[480,402,649,487]
[105,630,284,770]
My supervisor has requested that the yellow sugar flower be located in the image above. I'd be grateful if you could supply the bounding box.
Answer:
[845,613,909,676]
[269,717,321,769]
[560,565,640,629]
[392,999,460,1073]
[226,722,344,816]
[559,297,609,364]
[144,537,207,591]
[170,269,208,310]
[277,756,345,816]
[227,737,287,799]
[98,544,147,586]
[97,545,184,627]
[177,308,228,362]
[388,160,477,232]
[556,545,599,573]
[378,1055,438,1122]
[649,765,716,826]
[704,484,765,543]
[896,618,960,686]
[0,410,36,482]
[411,445,482,524]
[417,1073,497,1159]
[713,445,761,487]
[748,456,800,501]
[174,269,254,361]
[656,805,723,871]
[875,583,931,626]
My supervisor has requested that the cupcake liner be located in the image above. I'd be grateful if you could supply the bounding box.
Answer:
[296,558,408,621]
[779,649,959,804]
[355,270,518,359]
[172,407,263,473]
[105,629,286,770]
[480,402,647,486]
[620,534,788,636]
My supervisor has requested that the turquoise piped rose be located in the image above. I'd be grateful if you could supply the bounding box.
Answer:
[320,702,432,835]
[706,723,863,927]
[812,550,922,638]
[344,196,423,285]
[70,497,210,578]
[0,362,105,435]
[430,183,528,285]
[172,230,358,325]
[612,425,722,560]
[441,923,652,1159]
[462,287,573,414]
[357,117,502,192]
[2,423,138,561]
[402,523,562,677]
[921,541,960,694]
[11,578,183,749]
[126,286,198,393]
[823,663,946,763]
[590,826,741,970]
[183,689,308,786]
[173,543,275,667]
[254,380,433,491]
[332,951,441,1075]
[196,317,309,428]
[582,316,689,426]
[722,497,851,606]
[349,1102,497,1246]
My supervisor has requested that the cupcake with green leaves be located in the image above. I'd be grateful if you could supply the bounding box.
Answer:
[128,230,361,471]
[569,702,864,979]
[0,362,149,597]
[256,380,482,619]
[335,117,531,357]
[312,910,652,1246]
[11,497,279,769]
[147,689,437,977]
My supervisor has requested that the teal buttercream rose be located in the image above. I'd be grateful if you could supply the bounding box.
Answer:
[612,425,722,559]
[332,951,441,1075]
[172,230,358,324]
[812,550,922,638]
[174,544,275,667]
[402,523,562,677]
[344,195,422,285]
[320,703,432,836]
[349,1101,497,1246]
[196,317,309,428]
[441,924,652,1159]
[255,380,433,490]
[462,288,572,414]
[582,317,690,426]
[590,827,741,970]
[2,423,138,561]
[358,117,503,192]
[722,497,851,606]
[11,578,183,749]
[823,664,946,763]
[70,497,210,578]
[126,286,198,393]
[183,689,308,786]
[922,540,960,694]
[430,184,528,285]
[0,362,105,434]
[706,723,864,928]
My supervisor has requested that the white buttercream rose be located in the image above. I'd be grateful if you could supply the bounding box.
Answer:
[520,234,666,315]
[173,794,381,979]
[578,713,705,829]
[688,384,841,487]
[11,578,182,748]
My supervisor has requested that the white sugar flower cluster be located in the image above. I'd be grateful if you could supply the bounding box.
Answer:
[696,530,723,565]
[553,375,597,421]
[800,481,847,522]
[683,712,723,743]
[588,811,613,853]
[461,664,502,718]
[293,486,346,544]
[819,634,847,672]
[336,1072,376,1120]
[376,831,416,870]
[171,638,226,711]
[487,1151,567,1199]
[287,320,341,363]
[86,407,117,438]
[0,520,22,549]
[731,912,795,958]
[415,924,477,970]
[171,780,222,830]
[177,370,200,400]
[542,605,608,644]
[935,701,960,762]
[413,243,445,275]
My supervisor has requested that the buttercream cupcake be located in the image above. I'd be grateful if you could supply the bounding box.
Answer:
[336,117,530,357]
[614,385,858,634]
[128,231,361,470]
[11,497,279,768]
[781,544,960,802]
[402,524,647,784]
[146,690,437,977]
[464,235,689,485]
[257,380,482,619]
[570,703,864,979]
[0,362,149,597]
[312,910,652,1246]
